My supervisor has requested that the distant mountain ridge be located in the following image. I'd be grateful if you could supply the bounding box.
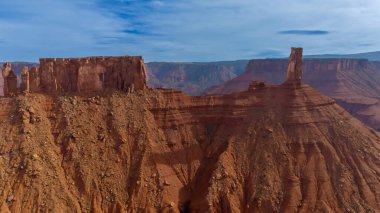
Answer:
[146,60,249,95]
[306,51,380,61]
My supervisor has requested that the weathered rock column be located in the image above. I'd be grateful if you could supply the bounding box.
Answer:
[2,63,18,96]
[286,47,303,85]
[6,71,18,95]
[20,66,30,92]
[2,63,12,96]
[29,67,40,92]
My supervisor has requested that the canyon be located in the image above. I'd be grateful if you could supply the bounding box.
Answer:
[146,60,248,96]
[0,49,378,212]
[204,58,380,131]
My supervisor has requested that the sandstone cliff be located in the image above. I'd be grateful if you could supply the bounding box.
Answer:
[0,49,379,212]
[204,58,380,131]
[39,56,147,94]
[0,57,148,96]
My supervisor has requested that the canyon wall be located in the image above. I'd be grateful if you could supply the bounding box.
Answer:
[205,58,375,95]
[204,58,380,131]
[146,60,248,95]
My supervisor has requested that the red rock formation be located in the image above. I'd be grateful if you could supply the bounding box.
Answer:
[0,75,2,96]
[248,80,266,90]
[1,63,12,96]
[6,71,18,95]
[285,47,302,85]
[1,63,18,96]
[20,66,30,92]
[29,67,40,92]
[0,62,39,96]
[39,56,148,94]
[204,58,380,131]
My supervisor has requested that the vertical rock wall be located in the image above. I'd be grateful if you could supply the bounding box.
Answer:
[6,71,17,95]
[1,56,148,96]
[29,67,40,92]
[20,66,30,92]
[39,56,148,94]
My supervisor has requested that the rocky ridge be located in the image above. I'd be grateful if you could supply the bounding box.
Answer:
[1,56,148,96]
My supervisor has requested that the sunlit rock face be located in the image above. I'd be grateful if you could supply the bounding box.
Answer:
[38,56,148,94]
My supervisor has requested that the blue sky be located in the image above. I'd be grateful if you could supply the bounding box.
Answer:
[0,0,379,62]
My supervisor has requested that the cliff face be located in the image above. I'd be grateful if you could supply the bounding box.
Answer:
[204,58,380,131]
[146,60,248,95]
[39,56,147,94]
[0,57,148,96]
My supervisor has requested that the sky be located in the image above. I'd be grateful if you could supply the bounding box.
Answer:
[0,0,379,62]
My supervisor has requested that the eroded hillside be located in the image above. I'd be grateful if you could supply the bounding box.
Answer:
[0,84,379,212]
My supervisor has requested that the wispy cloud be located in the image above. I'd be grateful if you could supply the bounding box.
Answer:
[0,0,380,62]
[255,50,287,58]
[357,43,373,47]
[278,30,330,35]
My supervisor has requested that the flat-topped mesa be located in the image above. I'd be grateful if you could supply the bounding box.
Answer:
[285,47,303,85]
[38,56,148,94]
